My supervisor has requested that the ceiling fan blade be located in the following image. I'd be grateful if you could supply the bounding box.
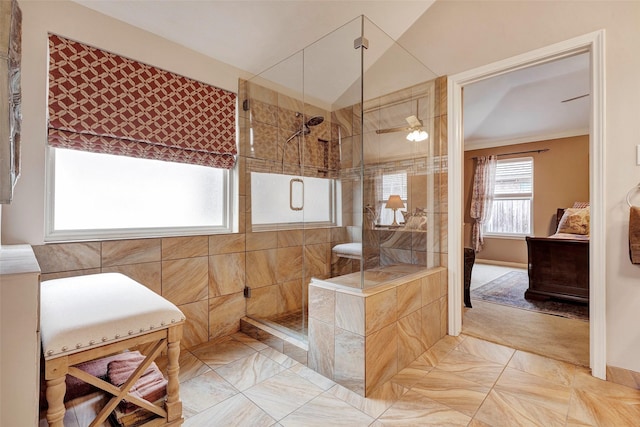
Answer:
[376,114,425,134]
[375,126,413,134]
[561,94,589,103]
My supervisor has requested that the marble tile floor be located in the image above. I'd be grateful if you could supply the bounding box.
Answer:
[463,299,590,368]
[466,263,589,367]
[46,331,640,426]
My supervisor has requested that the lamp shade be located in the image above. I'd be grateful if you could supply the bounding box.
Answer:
[385,195,404,209]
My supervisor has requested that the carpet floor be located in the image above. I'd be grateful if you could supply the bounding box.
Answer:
[471,270,589,321]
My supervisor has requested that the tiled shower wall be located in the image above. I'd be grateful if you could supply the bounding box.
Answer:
[32,228,345,350]
[32,75,448,353]
[238,80,341,183]
[308,266,448,396]
[31,79,352,350]
[237,79,352,324]
[327,76,449,271]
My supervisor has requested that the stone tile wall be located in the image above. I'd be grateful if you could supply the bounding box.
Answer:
[308,266,448,396]
[33,235,245,349]
[31,79,354,352]
[334,76,448,271]
[32,75,448,356]
[32,227,347,351]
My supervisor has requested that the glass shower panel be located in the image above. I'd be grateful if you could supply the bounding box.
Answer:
[302,17,365,290]
[360,17,440,283]
[242,15,444,342]
[242,47,308,340]
[243,17,363,339]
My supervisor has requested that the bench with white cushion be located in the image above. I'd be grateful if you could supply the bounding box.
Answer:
[40,273,185,427]
[331,242,362,259]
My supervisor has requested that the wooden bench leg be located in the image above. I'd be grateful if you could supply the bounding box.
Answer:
[45,357,68,427]
[165,324,183,424]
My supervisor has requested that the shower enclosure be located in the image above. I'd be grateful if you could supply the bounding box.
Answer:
[238,16,446,343]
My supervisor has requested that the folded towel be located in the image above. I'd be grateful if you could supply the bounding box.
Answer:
[107,352,156,386]
[39,352,127,409]
[630,206,640,264]
[107,352,167,413]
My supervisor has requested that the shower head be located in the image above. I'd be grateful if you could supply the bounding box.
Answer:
[306,115,324,127]
[285,115,324,143]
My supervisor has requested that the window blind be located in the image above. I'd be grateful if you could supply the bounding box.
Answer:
[494,159,533,195]
[382,172,408,200]
[47,35,237,169]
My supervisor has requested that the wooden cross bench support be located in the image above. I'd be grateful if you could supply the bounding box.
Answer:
[40,273,186,427]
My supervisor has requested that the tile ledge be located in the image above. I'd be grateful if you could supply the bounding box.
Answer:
[311,266,445,296]
[240,317,308,351]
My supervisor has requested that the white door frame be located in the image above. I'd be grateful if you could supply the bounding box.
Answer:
[447,30,606,379]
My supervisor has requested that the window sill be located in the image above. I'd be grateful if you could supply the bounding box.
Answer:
[44,225,234,243]
[250,222,337,233]
[483,233,531,241]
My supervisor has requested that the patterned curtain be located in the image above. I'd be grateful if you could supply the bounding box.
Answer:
[470,155,497,252]
[47,35,237,169]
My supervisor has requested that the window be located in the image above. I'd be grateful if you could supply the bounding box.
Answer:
[484,158,533,236]
[46,148,233,241]
[45,35,237,241]
[250,172,336,229]
[379,172,407,225]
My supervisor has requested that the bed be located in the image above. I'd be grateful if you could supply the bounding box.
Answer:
[525,207,589,303]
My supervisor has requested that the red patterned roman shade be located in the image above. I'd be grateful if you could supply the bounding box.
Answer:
[47,34,237,169]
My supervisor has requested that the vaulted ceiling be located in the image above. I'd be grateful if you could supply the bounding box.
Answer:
[72,0,590,148]
[463,53,590,149]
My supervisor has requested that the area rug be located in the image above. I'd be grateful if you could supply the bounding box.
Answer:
[471,271,589,321]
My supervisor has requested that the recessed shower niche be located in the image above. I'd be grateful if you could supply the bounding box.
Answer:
[237,15,448,395]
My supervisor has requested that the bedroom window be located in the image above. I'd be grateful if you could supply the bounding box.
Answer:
[484,157,533,236]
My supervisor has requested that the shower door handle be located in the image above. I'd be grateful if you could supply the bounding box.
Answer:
[290,178,304,211]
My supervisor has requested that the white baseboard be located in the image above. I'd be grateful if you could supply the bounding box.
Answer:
[475,259,527,269]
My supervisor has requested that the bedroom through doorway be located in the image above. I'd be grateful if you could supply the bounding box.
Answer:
[458,52,592,368]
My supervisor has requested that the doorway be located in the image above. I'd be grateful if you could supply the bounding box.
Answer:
[447,31,606,379]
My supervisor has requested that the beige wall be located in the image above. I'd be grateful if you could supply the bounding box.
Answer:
[7,1,340,350]
[4,0,640,377]
[2,0,249,245]
[403,1,640,374]
[1,1,251,349]
[7,2,442,353]
[464,136,589,264]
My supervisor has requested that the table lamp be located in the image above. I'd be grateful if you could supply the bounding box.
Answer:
[385,195,404,226]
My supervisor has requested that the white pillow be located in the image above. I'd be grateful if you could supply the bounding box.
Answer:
[557,207,590,235]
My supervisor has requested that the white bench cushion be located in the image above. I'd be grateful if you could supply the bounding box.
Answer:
[41,273,185,360]
[332,242,362,258]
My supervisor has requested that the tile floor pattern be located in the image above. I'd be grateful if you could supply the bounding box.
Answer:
[48,332,640,426]
[178,332,640,426]
[465,263,589,368]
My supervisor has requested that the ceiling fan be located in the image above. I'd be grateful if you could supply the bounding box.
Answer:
[376,114,429,142]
